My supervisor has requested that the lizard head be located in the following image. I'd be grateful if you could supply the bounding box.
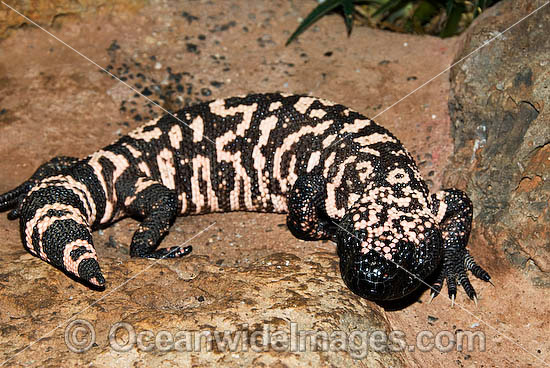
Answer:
[336,204,443,301]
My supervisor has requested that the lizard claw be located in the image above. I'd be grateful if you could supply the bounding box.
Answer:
[430,248,491,306]
[140,245,193,259]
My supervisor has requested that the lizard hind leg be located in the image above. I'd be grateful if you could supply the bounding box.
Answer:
[0,156,79,218]
[123,177,192,259]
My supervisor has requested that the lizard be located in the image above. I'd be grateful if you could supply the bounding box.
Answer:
[0,93,491,302]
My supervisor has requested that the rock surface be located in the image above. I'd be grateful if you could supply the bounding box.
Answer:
[0,0,454,366]
[445,0,550,287]
[0,0,147,40]
[0,0,549,367]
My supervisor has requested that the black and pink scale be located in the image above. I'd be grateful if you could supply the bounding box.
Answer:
[0,93,490,301]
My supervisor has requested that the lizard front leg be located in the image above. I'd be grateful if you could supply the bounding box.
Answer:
[122,177,192,259]
[429,189,491,304]
[286,174,337,240]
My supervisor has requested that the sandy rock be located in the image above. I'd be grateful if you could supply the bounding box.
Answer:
[0,248,405,366]
[3,0,516,366]
[0,0,147,40]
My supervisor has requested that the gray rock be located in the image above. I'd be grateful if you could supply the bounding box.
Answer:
[445,0,550,285]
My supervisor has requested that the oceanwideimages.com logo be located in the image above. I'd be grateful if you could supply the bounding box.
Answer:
[65,319,486,359]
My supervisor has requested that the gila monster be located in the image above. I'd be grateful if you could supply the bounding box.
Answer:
[0,93,491,302]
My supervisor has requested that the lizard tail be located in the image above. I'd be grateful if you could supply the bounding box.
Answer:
[14,174,105,287]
